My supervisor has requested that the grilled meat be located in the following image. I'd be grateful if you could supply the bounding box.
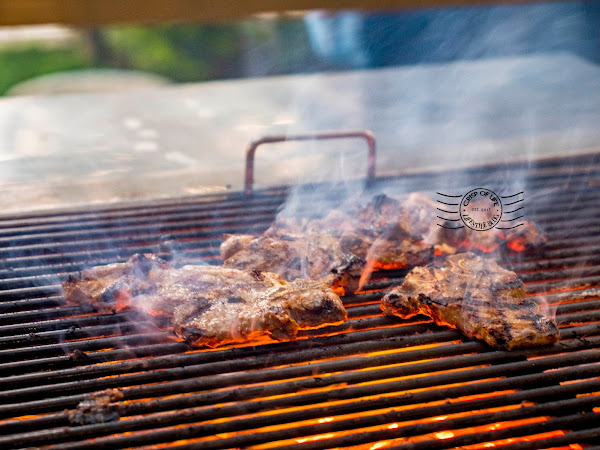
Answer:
[357,193,403,232]
[263,192,544,258]
[221,232,366,294]
[62,254,168,314]
[221,228,432,294]
[62,255,346,347]
[381,252,559,350]
[400,192,546,253]
[170,267,346,347]
[500,221,547,252]
[222,194,434,292]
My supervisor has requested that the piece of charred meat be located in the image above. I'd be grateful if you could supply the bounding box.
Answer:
[221,228,432,294]
[222,194,434,293]
[62,254,169,314]
[356,193,404,232]
[381,252,559,350]
[221,233,364,294]
[62,255,346,348]
[170,267,346,347]
[399,192,546,253]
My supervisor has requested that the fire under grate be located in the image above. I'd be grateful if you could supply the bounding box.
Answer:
[0,153,599,449]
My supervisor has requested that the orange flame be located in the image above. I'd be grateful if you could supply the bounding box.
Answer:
[507,239,527,252]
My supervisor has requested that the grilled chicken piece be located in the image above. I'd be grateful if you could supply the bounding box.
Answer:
[381,252,559,350]
[62,254,168,314]
[62,255,346,348]
[170,267,346,347]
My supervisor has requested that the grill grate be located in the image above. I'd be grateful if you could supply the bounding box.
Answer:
[0,153,599,449]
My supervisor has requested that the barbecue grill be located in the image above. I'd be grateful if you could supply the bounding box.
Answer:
[0,143,599,449]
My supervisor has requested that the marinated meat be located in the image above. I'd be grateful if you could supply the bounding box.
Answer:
[222,194,433,292]
[399,192,546,253]
[265,192,544,256]
[357,194,403,232]
[62,254,168,314]
[221,229,432,294]
[221,233,365,294]
[381,252,559,350]
[62,255,346,348]
[170,267,346,347]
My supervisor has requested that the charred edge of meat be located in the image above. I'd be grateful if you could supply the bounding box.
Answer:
[329,255,365,294]
[372,193,389,214]
[330,255,366,275]
[251,269,264,281]
[66,273,80,284]
[381,253,559,350]
[100,279,128,303]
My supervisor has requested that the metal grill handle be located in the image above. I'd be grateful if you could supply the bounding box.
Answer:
[244,130,377,195]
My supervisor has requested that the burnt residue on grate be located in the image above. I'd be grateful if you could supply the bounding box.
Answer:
[68,389,124,426]
[0,154,599,449]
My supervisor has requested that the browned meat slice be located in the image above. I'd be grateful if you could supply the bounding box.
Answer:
[222,194,437,292]
[357,194,403,232]
[62,254,169,314]
[438,218,546,253]
[221,233,366,294]
[169,267,346,347]
[381,252,559,350]
[399,192,546,253]
[221,228,432,294]
[62,255,346,348]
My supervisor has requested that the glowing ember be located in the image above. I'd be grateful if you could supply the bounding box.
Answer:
[370,441,391,449]
[317,417,334,423]
[295,433,335,444]
[507,239,527,252]
[435,431,455,440]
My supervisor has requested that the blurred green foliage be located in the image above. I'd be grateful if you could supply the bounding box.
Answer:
[0,46,91,95]
[103,24,243,81]
[0,20,315,95]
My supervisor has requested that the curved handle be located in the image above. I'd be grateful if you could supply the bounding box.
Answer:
[244,130,376,195]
